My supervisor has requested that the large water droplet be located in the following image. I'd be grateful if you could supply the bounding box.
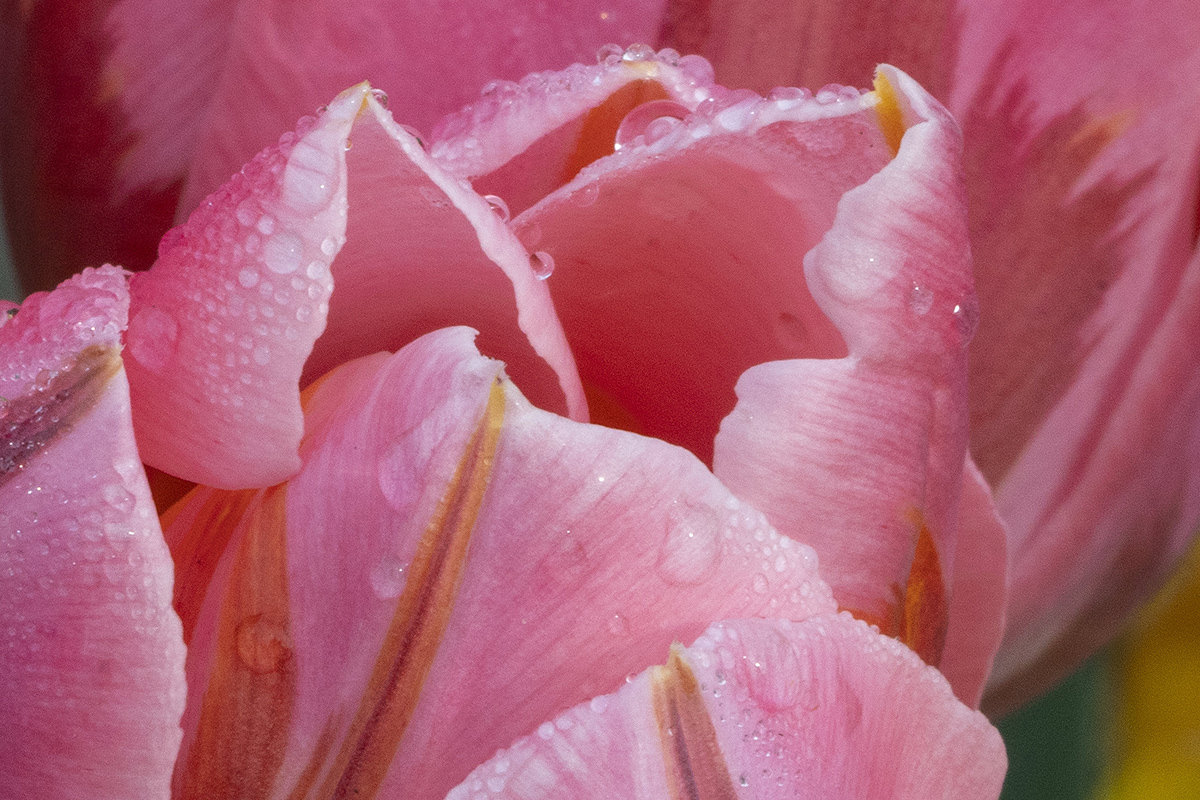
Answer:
[622,43,655,62]
[614,100,692,151]
[235,615,292,673]
[953,297,980,343]
[656,503,722,585]
[739,627,807,712]
[483,194,510,222]
[263,231,303,274]
[401,124,426,150]
[575,181,600,207]
[607,612,631,636]
[370,88,389,108]
[596,43,624,65]
[281,139,339,214]
[529,251,555,280]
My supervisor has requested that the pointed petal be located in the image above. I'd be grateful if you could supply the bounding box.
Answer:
[656,0,958,99]
[0,266,186,800]
[177,0,668,216]
[448,615,1006,799]
[709,69,988,692]
[947,0,1200,698]
[167,328,835,800]
[126,83,583,489]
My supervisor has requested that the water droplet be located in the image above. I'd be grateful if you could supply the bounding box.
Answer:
[125,306,178,374]
[235,616,292,674]
[400,124,426,149]
[657,47,682,66]
[909,283,934,315]
[252,345,270,366]
[255,215,275,235]
[263,231,304,274]
[369,557,408,599]
[483,194,510,222]
[596,43,624,64]
[238,269,259,288]
[622,43,655,62]
[529,251,555,280]
[740,627,806,712]
[953,297,980,343]
[101,484,135,514]
[656,505,722,585]
[739,774,750,787]
[370,87,389,108]
[752,573,769,594]
[281,139,338,214]
[607,612,631,636]
[614,100,691,150]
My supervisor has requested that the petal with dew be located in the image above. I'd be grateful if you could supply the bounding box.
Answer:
[447,615,1006,800]
[705,68,994,701]
[166,327,835,800]
[0,266,186,800]
[126,82,585,489]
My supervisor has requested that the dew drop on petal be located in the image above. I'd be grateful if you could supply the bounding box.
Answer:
[656,505,721,585]
[126,306,179,374]
[909,283,934,315]
[400,124,426,150]
[369,556,408,600]
[370,87,389,108]
[263,232,303,274]
[596,43,624,64]
[530,251,555,280]
[953,297,981,343]
[574,181,600,207]
[614,100,691,150]
[235,616,292,674]
[483,194,510,222]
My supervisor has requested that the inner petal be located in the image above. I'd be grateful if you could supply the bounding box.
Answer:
[513,92,892,462]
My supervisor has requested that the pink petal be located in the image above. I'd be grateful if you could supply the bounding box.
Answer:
[948,0,1200,701]
[167,327,835,800]
[126,83,583,489]
[176,1,668,216]
[448,615,1006,799]
[0,267,186,800]
[655,0,957,98]
[507,59,893,465]
[1,0,236,290]
[938,460,1009,709]
[709,68,987,693]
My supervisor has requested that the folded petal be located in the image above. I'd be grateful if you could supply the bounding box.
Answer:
[166,327,836,800]
[1,0,236,290]
[448,615,1006,799]
[0,266,186,799]
[948,0,1200,702]
[126,82,584,489]
[708,68,986,695]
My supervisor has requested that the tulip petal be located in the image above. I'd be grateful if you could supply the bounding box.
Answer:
[508,61,897,464]
[0,266,186,800]
[707,69,989,698]
[938,460,1009,709]
[656,0,957,99]
[126,83,584,489]
[167,327,835,800]
[447,615,1006,799]
[175,0,669,217]
[947,0,1200,700]
[1,0,235,290]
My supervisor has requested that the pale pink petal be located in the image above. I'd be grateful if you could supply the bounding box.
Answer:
[709,68,986,693]
[126,83,583,489]
[939,460,1009,709]
[448,615,1006,799]
[948,0,1200,701]
[167,327,835,800]
[2,0,236,290]
[656,0,957,98]
[0,267,186,800]
[177,1,668,216]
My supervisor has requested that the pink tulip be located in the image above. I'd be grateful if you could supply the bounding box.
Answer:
[5,2,1198,713]
[1,47,1007,797]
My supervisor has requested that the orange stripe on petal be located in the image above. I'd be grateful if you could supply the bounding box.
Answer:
[315,380,506,800]
[651,645,739,800]
[179,486,295,800]
[901,519,949,666]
